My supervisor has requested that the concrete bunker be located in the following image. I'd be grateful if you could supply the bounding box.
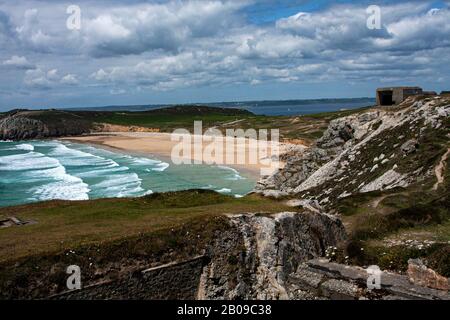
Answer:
[376,87,423,106]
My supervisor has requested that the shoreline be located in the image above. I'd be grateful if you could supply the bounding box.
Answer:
[61,132,304,179]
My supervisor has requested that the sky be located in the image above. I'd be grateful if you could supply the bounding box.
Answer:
[0,0,449,111]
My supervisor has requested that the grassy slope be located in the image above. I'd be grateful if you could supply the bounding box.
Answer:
[0,190,294,264]
[0,190,297,298]
[17,104,372,144]
[332,116,450,276]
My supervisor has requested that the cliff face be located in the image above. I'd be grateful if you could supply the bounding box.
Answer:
[0,110,92,140]
[0,116,47,140]
[198,211,346,299]
[40,210,346,300]
[255,95,450,209]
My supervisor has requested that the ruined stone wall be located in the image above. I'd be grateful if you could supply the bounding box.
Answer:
[51,256,206,300]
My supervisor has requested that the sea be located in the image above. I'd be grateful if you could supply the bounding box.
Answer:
[70,98,376,116]
[1,98,376,207]
[0,140,255,208]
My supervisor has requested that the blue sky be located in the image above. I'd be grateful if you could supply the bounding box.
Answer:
[0,0,449,110]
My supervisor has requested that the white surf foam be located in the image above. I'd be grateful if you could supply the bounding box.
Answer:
[216,165,246,181]
[127,156,170,172]
[16,143,34,151]
[49,143,119,168]
[0,152,58,171]
[145,162,170,172]
[4,150,92,201]
[31,180,90,201]
[91,173,144,197]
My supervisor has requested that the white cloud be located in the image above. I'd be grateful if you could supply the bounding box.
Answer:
[0,0,449,103]
[24,67,79,89]
[110,88,126,95]
[80,1,245,57]
[61,74,79,85]
[2,55,35,69]
[24,68,52,89]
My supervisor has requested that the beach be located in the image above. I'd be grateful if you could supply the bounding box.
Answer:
[62,132,305,178]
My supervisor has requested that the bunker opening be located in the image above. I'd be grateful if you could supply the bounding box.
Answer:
[378,90,394,106]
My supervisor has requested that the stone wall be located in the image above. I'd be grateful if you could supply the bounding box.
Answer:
[50,256,206,300]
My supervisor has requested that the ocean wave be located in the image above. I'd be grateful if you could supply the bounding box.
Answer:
[77,166,129,178]
[49,143,120,168]
[216,188,232,194]
[0,141,255,206]
[31,180,90,201]
[128,156,170,172]
[91,173,143,197]
[216,165,246,181]
[11,151,91,201]
[145,162,170,172]
[0,152,59,171]
[16,143,34,151]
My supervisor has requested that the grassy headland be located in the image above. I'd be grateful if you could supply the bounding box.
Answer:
[2,104,372,144]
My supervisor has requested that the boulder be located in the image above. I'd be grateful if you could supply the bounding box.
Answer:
[400,139,419,155]
[407,259,449,291]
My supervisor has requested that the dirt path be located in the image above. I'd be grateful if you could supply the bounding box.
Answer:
[433,147,450,190]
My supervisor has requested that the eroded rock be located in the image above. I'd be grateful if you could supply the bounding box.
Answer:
[407,259,449,291]
[197,211,346,300]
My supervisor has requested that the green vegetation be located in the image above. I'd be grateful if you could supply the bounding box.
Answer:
[332,112,450,276]
[339,241,450,277]
[0,190,293,263]
[78,106,254,132]
[337,164,450,275]
[6,104,371,144]
[350,193,449,241]
[0,189,295,298]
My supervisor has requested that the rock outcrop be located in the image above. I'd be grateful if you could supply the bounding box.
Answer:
[0,111,92,140]
[288,259,449,300]
[197,210,346,299]
[407,259,449,291]
[255,96,450,208]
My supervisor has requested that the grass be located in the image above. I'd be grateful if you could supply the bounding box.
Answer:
[334,122,450,276]
[349,194,450,241]
[0,190,293,263]
[339,241,450,277]
[9,104,371,145]
[337,177,450,276]
[0,189,296,298]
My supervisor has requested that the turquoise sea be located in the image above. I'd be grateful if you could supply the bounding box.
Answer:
[0,140,256,208]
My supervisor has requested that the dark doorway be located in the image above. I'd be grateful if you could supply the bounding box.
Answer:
[378,91,393,105]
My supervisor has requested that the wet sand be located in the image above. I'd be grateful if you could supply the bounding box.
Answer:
[62,132,304,178]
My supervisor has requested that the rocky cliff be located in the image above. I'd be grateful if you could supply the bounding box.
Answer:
[251,95,450,298]
[0,110,92,140]
[255,95,450,209]
[198,211,345,299]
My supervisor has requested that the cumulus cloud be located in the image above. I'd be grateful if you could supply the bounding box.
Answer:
[24,67,80,89]
[81,1,245,57]
[0,0,449,107]
[60,74,79,85]
[24,68,53,89]
[2,55,35,69]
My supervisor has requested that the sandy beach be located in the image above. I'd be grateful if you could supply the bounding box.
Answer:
[62,132,306,178]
